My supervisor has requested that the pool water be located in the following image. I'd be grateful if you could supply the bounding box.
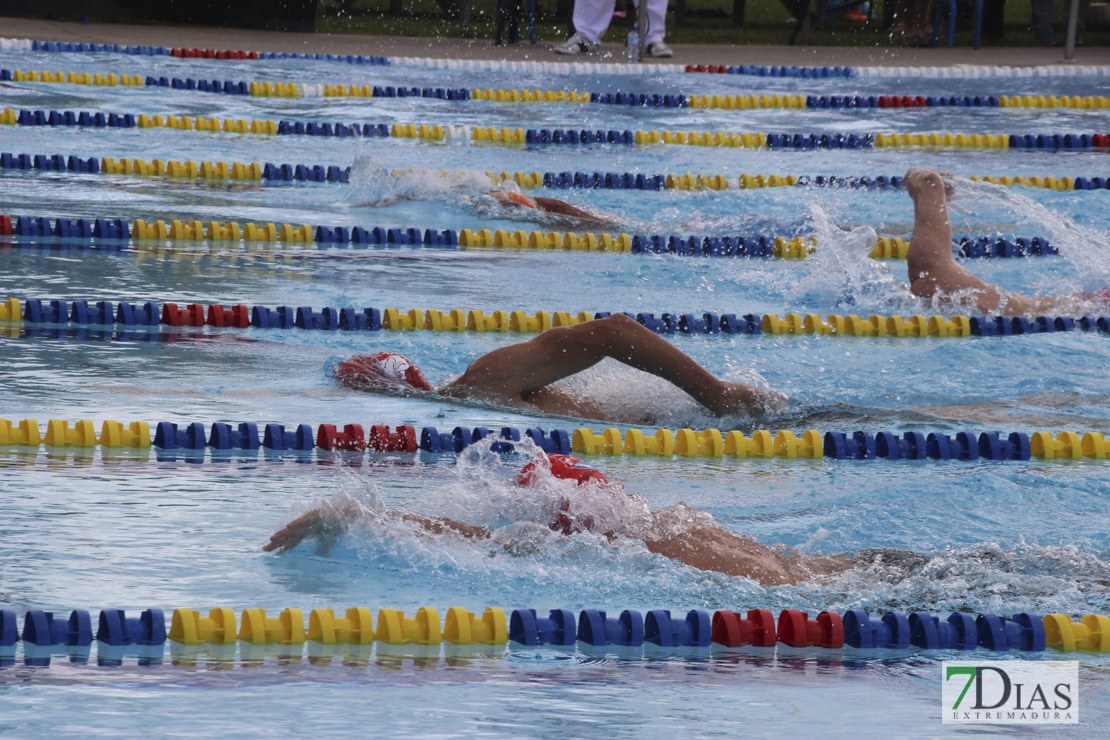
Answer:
[2,46,1110,737]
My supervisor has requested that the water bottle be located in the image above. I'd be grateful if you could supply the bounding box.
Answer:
[627,27,639,62]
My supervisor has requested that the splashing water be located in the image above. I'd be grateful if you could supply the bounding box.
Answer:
[793,201,915,311]
[342,151,497,208]
[277,440,1110,613]
[777,178,1110,315]
[948,178,1110,301]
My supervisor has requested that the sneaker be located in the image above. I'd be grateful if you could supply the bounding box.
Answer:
[644,41,673,58]
[553,32,598,55]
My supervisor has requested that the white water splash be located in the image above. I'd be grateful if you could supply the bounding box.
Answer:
[780,179,1110,315]
[948,178,1110,304]
[342,151,496,209]
[791,201,917,311]
[278,441,1110,613]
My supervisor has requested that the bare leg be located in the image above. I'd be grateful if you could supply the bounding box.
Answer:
[446,314,769,415]
[905,168,1057,317]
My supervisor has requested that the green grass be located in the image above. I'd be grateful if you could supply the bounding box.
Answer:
[317,0,1109,47]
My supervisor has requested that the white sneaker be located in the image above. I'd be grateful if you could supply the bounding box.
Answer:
[644,41,673,58]
[553,32,598,55]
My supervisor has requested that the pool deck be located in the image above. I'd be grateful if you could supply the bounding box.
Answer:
[4,15,1109,68]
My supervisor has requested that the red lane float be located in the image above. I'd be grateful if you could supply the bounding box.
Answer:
[206,304,250,328]
[710,608,777,647]
[777,609,845,648]
[877,95,928,108]
[170,47,260,60]
[160,302,205,327]
[316,423,367,451]
[368,424,418,452]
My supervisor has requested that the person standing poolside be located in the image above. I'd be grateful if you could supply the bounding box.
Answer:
[1031,0,1090,45]
[903,167,1107,316]
[553,0,673,58]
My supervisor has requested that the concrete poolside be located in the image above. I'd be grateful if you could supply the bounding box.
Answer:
[3,15,1109,68]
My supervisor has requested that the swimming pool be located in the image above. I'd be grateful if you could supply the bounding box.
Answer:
[2,39,1110,736]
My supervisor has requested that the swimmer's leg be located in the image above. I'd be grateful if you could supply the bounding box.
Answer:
[447,314,769,414]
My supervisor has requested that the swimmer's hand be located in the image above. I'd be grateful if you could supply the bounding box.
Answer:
[709,381,783,416]
[263,507,351,552]
[401,513,492,539]
[904,167,956,200]
[937,171,957,198]
[749,387,790,416]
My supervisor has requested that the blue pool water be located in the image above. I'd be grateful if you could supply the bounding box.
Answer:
[2,46,1110,736]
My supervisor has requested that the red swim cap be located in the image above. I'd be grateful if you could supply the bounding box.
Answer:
[333,352,432,392]
[517,454,608,486]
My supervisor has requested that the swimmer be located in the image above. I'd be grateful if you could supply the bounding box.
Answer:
[905,167,1108,316]
[488,190,607,224]
[263,453,859,585]
[358,186,610,226]
[332,313,774,421]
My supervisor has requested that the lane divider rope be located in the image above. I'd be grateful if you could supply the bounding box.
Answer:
[687,62,1110,79]
[0,150,350,183]
[1,298,1106,340]
[9,106,1110,153]
[2,416,1107,462]
[0,37,679,75]
[0,37,388,63]
[2,605,1107,652]
[4,68,1110,111]
[7,38,1110,79]
[3,152,1107,192]
[0,214,1060,261]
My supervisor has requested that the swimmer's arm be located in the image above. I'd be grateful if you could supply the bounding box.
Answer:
[263,507,351,552]
[407,514,557,558]
[904,168,1060,317]
[353,192,417,208]
[401,513,491,539]
[263,507,491,553]
[449,313,771,414]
